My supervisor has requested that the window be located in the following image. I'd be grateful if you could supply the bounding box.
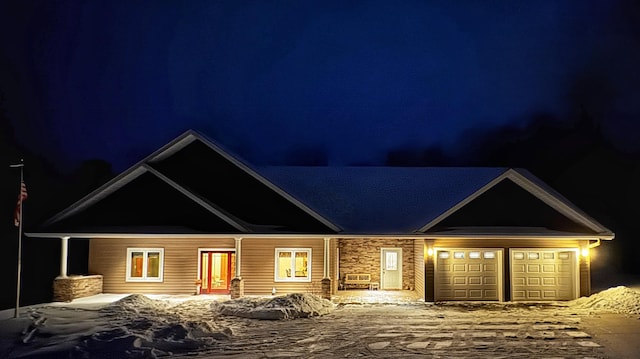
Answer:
[126,248,164,282]
[454,252,465,259]
[514,252,525,260]
[483,251,496,259]
[385,252,398,270]
[469,251,481,259]
[275,248,311,282]
[438,251,450,259]
[528,252,540,260]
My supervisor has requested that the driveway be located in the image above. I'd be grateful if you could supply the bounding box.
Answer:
[198,302,608,358]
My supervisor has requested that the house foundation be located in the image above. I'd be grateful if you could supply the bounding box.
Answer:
[53,275,103,302]
[321,278,332,300]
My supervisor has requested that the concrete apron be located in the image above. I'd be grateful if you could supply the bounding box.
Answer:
[332,290,421,304]
[581,313,640,359]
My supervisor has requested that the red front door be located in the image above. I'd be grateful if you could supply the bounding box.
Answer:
[200,251,235,294]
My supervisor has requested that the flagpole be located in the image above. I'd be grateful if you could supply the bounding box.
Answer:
[10,159,25,319]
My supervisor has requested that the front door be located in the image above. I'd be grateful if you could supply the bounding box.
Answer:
[200,251,235,294]
[381,248,402,289]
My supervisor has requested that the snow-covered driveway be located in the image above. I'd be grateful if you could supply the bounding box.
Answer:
[201,302,604,358]
[5,286,640,358]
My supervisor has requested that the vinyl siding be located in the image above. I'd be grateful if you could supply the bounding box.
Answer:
[89,237,235,294]
[241,238,325,295]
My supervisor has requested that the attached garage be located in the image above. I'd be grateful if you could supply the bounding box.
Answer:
[510,249,578,301]
[435,248,503,301]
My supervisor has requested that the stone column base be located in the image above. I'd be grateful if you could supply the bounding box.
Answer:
[230,277,244,299]
[53,275,103,302]
[321,278,332,300]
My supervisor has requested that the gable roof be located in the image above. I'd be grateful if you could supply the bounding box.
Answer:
[258,166,614,238]
[30,130,614,240]
[36,130,341,235]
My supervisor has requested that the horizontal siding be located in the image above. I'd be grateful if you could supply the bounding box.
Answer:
[241,238,325,296]
[89,238,235,294]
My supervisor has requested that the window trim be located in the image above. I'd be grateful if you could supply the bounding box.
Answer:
[126,248,164,282]
[274,248,312,283]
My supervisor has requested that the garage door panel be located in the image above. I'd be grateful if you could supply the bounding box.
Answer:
[511,250,576,301]
[527,264,541,272]
[468,264,481,272]
[453,277,466,285]
[453,264,466,271]
[542,264,555,272]
[436,249,501,301]
[527,278,541,286]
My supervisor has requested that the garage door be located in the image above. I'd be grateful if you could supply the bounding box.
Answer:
[511,249,576,301]
[435,249,502,301]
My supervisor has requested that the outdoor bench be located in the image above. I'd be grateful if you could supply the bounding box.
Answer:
[343,273,372,289]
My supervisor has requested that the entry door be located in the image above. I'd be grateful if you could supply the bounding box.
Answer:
[200,252,235,294]
[381,248,402,289]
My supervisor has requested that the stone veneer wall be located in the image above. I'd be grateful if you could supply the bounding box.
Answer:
[53,275,103,302]
[338,238,415,290]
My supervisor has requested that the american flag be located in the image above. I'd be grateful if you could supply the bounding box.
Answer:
[14,181,28,227]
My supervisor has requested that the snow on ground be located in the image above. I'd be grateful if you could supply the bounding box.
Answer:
[570,285,640,315]
[1,287,640,358]
[0,293,334,358]
[213,293,334,320]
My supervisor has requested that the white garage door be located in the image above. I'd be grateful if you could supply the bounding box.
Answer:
[435,249,502,301]
[511,249,576,301]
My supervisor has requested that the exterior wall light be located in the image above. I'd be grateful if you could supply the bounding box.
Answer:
[581,248,589,257]
[427,247,434,257]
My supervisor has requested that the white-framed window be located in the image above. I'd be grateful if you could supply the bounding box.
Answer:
[126,248,164,282]
[275,248,311,282]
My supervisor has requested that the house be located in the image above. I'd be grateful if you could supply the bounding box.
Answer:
[28,130,614,302]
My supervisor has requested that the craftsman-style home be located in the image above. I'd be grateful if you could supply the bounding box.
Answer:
[29,130,614,302]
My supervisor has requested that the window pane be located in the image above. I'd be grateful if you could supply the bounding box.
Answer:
[278,251,292,278]
[528,252,540,260]
[514,252,524,260]
[295,252,308,277]
[386,252,398,270]
[484,251,496,259]
[438,251,450,259]
[543,252,554,259]
[454,252,465,259]
[147,252,160,278]
[469,251,480,259]
[130,252,144,278]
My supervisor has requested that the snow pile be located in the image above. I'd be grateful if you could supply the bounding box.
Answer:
[214,293,335,320]
[571,286,640,315]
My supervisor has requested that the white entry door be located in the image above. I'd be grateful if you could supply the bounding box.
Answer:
[381,248,402,289]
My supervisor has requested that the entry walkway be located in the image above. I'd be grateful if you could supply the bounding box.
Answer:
[332,289,421,304]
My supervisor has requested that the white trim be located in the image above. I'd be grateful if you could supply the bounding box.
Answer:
[274,248,312,283]
[380,247,403,290]
[27,232,613,240]
[125,248,164,282]
[59,236,69,278]
[323,238,330,278]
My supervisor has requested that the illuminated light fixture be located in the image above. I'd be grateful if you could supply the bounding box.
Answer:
[427,247,434,257]
[581,248,589,257]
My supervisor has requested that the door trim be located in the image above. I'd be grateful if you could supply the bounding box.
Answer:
[197,248,236,294]
[380,247,403,290]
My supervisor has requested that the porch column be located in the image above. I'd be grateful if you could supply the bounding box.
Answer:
[323,237,331,278]
[234,237,242,277]
[59,236,70,278]
[321,238,332,300]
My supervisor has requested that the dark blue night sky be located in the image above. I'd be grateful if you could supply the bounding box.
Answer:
[1,1,639,171]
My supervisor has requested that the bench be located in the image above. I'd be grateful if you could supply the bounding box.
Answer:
[343,273,372,289]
